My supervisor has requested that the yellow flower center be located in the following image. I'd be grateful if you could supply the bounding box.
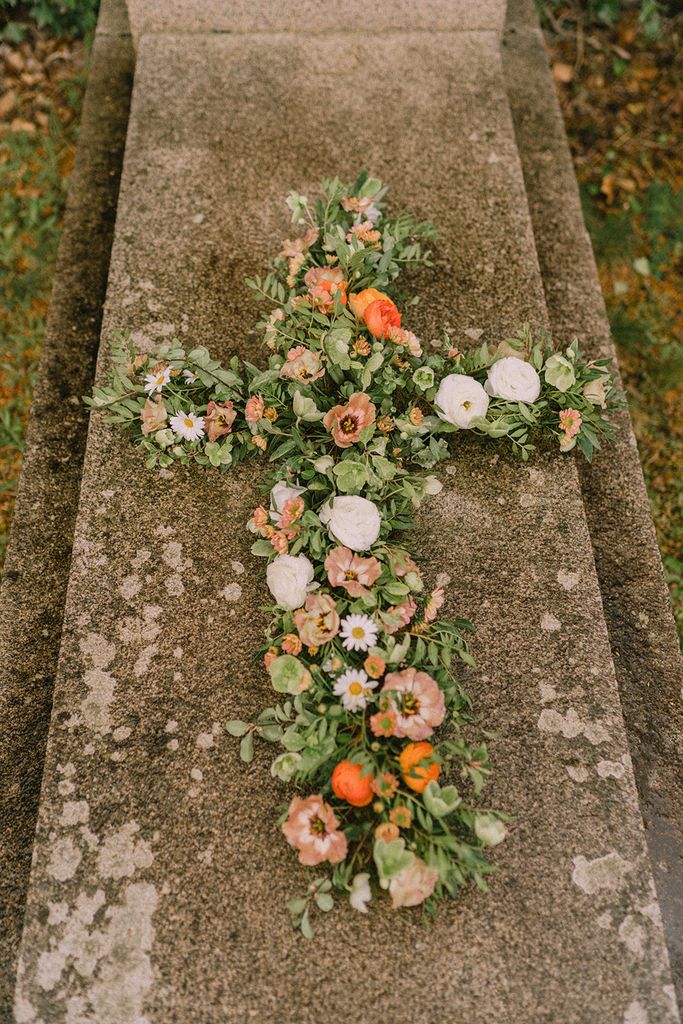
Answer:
[351,626,365,639]
[184,417,194,428]
[349,681,363,696]
[156,374,165,385]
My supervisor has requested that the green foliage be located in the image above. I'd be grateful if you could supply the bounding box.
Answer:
[538,0,662,38]
[0,0,100,37]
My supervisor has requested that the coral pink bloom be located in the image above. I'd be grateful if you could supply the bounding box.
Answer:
[323,392,376,448]
[282,795,348,866]
[249,506,269,533]
[281,633,302,656]
[381,667,446,740]
[271,531,289,554]
[388,549,420,578]
[379,596,417,635]
[279,226,318,260]
[347,220,381,245]
[245,395,264,423]
[140,396,168,436]
[304,265,346,289]
[324,546,381,597]
[293,594,340,647]
[279,348,325,382]
[389,857,439,909]
[204,400,237,442]
[279,497,304,529]
[370,708,396,738]
[559,408,582,438]
[364,299,401,339]
[423,587,445,624]
[387,325,422,358]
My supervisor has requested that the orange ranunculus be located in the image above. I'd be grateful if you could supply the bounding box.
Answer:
[331,760,374,807]
[364,299,401,339]
[348,287,392,321]
[398,741,440,793]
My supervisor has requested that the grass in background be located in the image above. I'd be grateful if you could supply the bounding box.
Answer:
[0,28,87,565]
[542,2,683,643]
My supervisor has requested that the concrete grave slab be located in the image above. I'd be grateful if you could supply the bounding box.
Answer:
[13,30,679,1024]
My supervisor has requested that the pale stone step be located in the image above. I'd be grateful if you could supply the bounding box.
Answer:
[14,28,679,1024]
[0,1,133,1017]
[503,8,683,999]
[123,0,507,48]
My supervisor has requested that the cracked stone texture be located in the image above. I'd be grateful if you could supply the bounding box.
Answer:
[0,2,133,1018]
[123,0,508,47]
[13,31,679,1024]
[503,12,683,1000]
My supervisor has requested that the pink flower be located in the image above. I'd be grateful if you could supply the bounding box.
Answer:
[559,408,582,438]
[389,857,439,909]
[248,506,269,534]
[279,497,304,529]
[279,348,325,382]
[282,795,348,866]
[379,596,417,635]
[346,220,381,245]
[264,648,278,670]
[341,195,380,223]
[281,633,302,656]
[204,400,236,442]
[252,435,267,451]
[324,546,381,597]
[370,707,396,738]
[304,265,346,289]
[271,531,289,554]
[293,594,340,647]
[388,549,420,579]
[323,392,376,448]
[423,587,445,624]
[140,395,168,436]
[387,325,422,358]
[245,395,264,423]
[279,227,318,260]
[381,667,446,740]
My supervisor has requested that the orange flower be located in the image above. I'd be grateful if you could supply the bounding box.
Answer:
[372,772,398,799]
[399,741,440,793]
[323,391,376,448]
[281,633,302,655]
[348,287,391,320]
[389,804,413,829]
[364,299,401,339]
[375,822,400,842]
[408,406,424,426]
[331,760,374,807]
[364,654,386,679]
[370,708,396,738]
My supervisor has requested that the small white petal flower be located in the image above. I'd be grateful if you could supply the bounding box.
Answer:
[349,872,372,913]
[182,369,198,383]
[333,668,377,711]
[144,366,171,393]
[340,614,378,652]
[170,411,205,441]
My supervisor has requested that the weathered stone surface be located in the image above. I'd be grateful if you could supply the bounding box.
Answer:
[14,30,679,1024]
[0,2,133,1019]
[124,0,507,47]
[503,13,683,1000]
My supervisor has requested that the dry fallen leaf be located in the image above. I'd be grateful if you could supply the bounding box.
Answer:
[552,62,574,84]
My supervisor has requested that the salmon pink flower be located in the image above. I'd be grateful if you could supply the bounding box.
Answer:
[381,667,446,740]
[279,348,325,383]
[379,596,417,635]
[389,857,438,909]
[294,594,340,647]
[278,226,318,260]
[389,805,413,829]
[364,654,386,679]
[375,822,400,842]
[270,531,289,554]
[282,795,348,866]
[245,396,264,422]
[370,708,397,738]
[423,587,445,624]
[304,265,346,289]
[248,506,269,534]
[281,633,302,656]
[364,298,401,339]
[347,220,381,245]
[204,400,236,442]
[387,325,422,358]
[279,496,304,529]
[341,195,380,223]
[323,392,376,448]
[264,647,278,670]
[140,396,168,436]
[324,546,381,597]
[559,408,582,438]
[372,772,398,799]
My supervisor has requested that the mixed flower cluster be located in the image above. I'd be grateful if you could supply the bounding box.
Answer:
[86,174,621,935]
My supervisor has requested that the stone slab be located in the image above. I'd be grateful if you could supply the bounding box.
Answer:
[0,5,134,1020]
[14,30,679,1024]
[503,15,683,1000]
[124,0,507,47]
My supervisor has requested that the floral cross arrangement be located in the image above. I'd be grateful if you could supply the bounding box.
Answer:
[86,173,620,935]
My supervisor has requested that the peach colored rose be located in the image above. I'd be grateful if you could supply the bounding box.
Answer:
[293,593,340,647]
[364,298,401,339]
[324,546,381,597]
[323,391,376,448]
[279,348,325,382]
[282,794,348,866]
[389,857,438,909]
[381,667,445,740]
[348,287,391,321]
[204,400,236,442]
[245,395,264,423]
[140,395,168,436]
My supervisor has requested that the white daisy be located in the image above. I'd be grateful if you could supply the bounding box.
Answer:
[333,668,377,711]
[170,411,205,442]
[144,366,171,393]
[340,614,378,653]
[182,369,198,383]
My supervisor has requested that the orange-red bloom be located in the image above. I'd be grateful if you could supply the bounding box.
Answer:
[364,299,401,339]
[331,760,374,807]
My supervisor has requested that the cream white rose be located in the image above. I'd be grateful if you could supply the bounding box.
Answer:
[266,553,315,610]
[485,356,541,403]
[270,480,306,522]
[434,374,489,429]
[320,495,381,552]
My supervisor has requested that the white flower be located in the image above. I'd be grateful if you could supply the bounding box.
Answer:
[349,872,372,913]
[434,374,489,428]
[182,369,198,383]
[474,814,507,847]
[266,553,315,611]
[270,480,306,522]
[170,411,205,441]
[333,668,378,711]
[340,614,378,652]
[144,366,171,393]
[319,496,381,551]
[485,356,541,403]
